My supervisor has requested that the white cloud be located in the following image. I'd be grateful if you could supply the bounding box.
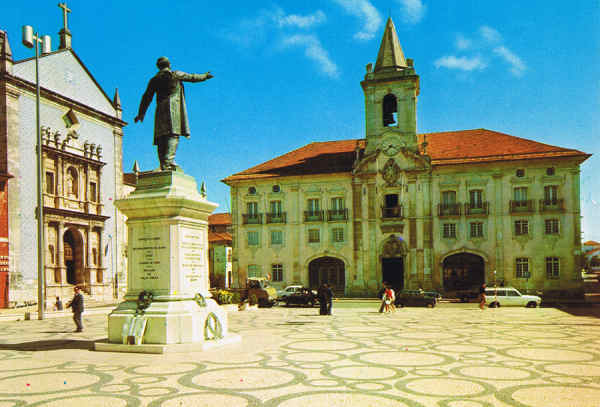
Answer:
[493,46,526,76]
[455,34,472,50]
[434,55,487,71]
[397,0,426,24]
[479,25,502,43]
[281,34,340,78]
[275,9,326,29]
[332,0,382,41]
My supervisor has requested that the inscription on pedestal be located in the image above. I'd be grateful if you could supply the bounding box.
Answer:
[180,226,208,293]
[131,224,169,290]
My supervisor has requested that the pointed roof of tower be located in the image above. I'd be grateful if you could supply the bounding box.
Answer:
[374,18,407,72]
[113,88,121,109]
[0,30,12,60]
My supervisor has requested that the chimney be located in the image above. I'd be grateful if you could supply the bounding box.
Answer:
[59,28,71,50]
[0,30,13,74]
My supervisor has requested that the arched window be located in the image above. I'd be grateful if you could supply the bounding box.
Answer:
[66,167,78,198]
[382,94,397,127]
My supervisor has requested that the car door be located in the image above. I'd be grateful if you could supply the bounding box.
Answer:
[505,289,522,306]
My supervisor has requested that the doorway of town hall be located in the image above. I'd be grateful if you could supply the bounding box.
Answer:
[382,257,404,292]
[443,253,485,291]
[63,228,85,287]
[308,257,345,295]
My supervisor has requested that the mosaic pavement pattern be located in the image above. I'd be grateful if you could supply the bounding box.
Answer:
[0,303,598,406]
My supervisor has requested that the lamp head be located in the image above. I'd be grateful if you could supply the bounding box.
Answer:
[22,25,34,48]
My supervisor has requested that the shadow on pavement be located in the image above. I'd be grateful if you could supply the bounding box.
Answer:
[554,306,600,318]
[0,339,96,351]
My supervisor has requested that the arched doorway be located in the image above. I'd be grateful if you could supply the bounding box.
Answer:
[308,257,345,293]
[381,234,406,292]
[63,228,84,286]
[443,253,485,290]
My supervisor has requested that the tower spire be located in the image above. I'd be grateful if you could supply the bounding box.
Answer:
[374,18,407,72]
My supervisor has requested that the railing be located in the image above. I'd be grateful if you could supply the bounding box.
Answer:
[464,201,489,216]
[327,208,348,221]
[438,203,461,217]
[509,200,535,213]
[265,212,287,224]
[304,210,324,222]
[382,206,404,219]
[539,198,564,212]
[242,213,263,224]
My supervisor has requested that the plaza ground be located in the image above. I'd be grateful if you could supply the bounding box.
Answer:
[0,302,599,406]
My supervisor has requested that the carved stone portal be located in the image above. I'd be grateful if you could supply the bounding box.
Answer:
[382,234,407,258]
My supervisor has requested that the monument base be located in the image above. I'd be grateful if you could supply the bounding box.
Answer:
[94,334,242,354]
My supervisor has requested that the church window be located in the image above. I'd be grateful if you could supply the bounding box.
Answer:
[248,186,256,195]
[45,172,54,195]
[248,264,261,278]
[546,167,555,176]
[546,257,560,279]
[90,182,97,202]
[271,230,283,245]
[382,94,397,127]
[516,258,530,278]
[470,222,483,238]
[516,169,525,177]
[66,167,78,198]
[271,264,283,281]
[247,231,259,246]
[332,227,344,242]
[515,220,529,235]
[308,229,320,243]
[272,185,280,193]
[442,223,456,238]
[545,219,559,234]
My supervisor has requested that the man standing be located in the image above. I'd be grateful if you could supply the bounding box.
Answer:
[134,56,213,171]
[66,286,84,332]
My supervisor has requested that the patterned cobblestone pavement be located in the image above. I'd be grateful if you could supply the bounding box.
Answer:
[0,303,598,406]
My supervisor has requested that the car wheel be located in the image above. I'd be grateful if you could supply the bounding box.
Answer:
[526,301,537,308]
[489,301,500,308]
[427,302,435,308]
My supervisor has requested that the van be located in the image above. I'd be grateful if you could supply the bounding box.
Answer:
[485,287,541,308]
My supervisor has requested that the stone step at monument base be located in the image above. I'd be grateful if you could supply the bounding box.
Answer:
[94,333,241,354]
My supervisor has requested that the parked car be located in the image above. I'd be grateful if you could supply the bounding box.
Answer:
[485,287,541,308]
[284,287,319,307]
[245,277,278,307]
[277,285,304,300]
[395,290,437,308]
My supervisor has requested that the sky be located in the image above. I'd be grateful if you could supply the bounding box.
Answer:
[2,1,599,240]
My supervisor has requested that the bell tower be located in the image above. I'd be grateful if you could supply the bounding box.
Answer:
[361,18,419,154]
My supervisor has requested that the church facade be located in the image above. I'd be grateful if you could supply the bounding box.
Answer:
[223,18,590,297]
[0,12,127,306]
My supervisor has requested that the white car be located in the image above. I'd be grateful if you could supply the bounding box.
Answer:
[485,287,541,308]
[277,285,304,300]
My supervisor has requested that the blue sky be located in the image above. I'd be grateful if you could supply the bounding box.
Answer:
[2,1,599,240]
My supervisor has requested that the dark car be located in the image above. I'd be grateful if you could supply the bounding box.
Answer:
[395,290,437,308]
[284,287,318,307]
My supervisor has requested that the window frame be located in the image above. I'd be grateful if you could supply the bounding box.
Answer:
[271,264,283,282]
[247,231,259,247]
[516,257,530,278]
[514,220,529,236]
[308,228,320,243]
[469,222,483,238]
[546,257,560,279]
[270,230,283,245]
[442,223,457,238]
[544,219,559,235]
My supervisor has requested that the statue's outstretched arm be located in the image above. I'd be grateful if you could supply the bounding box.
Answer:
[174,71,214,82]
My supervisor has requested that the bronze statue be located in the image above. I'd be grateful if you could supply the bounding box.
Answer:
[134,56,213,171]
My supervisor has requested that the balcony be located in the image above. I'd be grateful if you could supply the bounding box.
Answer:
[327,208,348,221]
[266,212,287,224]
[465,202,489,216]
[382,205,404,219]
[304,210,324,222]
[242,213,263,224]
[438,203,461,217]
[539,199,564,212]
[509,200,536,214]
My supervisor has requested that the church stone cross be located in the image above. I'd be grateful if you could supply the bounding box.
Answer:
[58,2,71,31]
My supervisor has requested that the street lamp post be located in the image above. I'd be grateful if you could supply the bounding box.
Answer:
[22,26,51,320]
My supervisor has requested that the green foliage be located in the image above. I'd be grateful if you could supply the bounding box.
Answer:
[215,290,233,305]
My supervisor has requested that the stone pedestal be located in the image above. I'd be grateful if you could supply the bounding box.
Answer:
[95,170,240,353]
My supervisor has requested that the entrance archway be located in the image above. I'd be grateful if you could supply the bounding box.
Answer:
[381,234,407,292]
[443,253,484,290]
[308,257,345,293]
[63,228,84,286]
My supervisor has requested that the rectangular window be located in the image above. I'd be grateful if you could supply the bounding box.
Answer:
[271,230,283,245]
[546,257,560,278]
[545,219,559,235]
[90,182,97,202]
[247,264,261,278]
[514,187,528,203]
[308,229,320,243]
[307,199,320,212]
[443,223,456,238]
[332,227,344,242]
[270,200,282,215]
[470,222,483,238]
[516,257,530,278]
[247,202,258,216]
[45,172,54,194]
[384,194,399,207]
[271,264,283,282]
[544,185,558,203]
[331,197,345,210]
[247,231,259,246]
[441,191,457,206]
[469,190,483,208]
[515,220,529,235]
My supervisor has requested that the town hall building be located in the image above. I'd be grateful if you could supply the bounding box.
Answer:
[223,18,590,297]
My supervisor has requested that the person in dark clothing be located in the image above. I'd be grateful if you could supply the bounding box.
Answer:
[317,284,329,315]
[66,286,84,332]
[325,284,334,315]
[54,296,63,311]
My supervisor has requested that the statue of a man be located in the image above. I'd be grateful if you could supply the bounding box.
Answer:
[134,56,213,171]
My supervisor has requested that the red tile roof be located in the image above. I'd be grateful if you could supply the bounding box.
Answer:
[584,241,600,246]
[209,213,231,225]
[223,129,590,182]
[208,231,232,244]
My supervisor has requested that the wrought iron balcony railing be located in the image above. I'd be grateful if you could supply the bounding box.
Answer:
[242,213,263,224]
[266,212,287,224]
[464,202,489,216]
[304,210,324,222]
[382,206,404,219]
[539,198,564,212]
[509,200,535,213]
[438,203,461,217]
[327,208,348,221]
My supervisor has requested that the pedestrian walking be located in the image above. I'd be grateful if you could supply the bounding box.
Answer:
[479,283,487,310]
[54,296,63,311]
[383,285,395,313]
[317,284,328,315]
[66,286,84,332]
